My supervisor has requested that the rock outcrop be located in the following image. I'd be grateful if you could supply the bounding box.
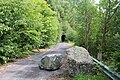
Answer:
[66,46,95,77]
[39,54,63,70]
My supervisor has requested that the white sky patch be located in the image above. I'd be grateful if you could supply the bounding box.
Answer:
[94,0,100,4]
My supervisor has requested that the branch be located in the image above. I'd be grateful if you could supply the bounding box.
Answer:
[106,2,120,24]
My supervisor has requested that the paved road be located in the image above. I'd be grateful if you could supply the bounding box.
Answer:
[0,43,71,80]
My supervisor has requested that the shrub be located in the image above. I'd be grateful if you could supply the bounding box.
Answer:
[0,0,60,64]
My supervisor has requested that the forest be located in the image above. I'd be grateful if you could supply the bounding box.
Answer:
[0,0,120,77]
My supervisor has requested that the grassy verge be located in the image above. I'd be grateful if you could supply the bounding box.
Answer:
[65,41,75,46]
[74,73,110,80]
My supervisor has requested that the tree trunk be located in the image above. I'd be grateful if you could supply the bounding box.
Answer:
[97,52,103,61]
[99,5,108,61]
[84,0,90,50]
[85,17,91,50]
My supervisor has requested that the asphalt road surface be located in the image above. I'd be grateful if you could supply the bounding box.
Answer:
[0,43,71,80]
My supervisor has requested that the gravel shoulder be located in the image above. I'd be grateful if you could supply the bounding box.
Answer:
[0,43,71,80]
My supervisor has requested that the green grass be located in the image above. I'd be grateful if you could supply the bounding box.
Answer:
[66,41,75,46]
[74,73,110,80]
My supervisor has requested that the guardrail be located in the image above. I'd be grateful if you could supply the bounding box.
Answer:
[92,57,120,80]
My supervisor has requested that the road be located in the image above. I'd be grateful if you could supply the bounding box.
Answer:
[0,43,71,80]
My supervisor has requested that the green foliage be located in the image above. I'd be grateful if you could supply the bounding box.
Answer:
[0,0,60,64]
[48,0,120,73]
[103,51,120,73]
[0,0,120,74]
[0,56,8,64]
[74,73,109,80]
[66,26,77,41]
[112,52,120,72]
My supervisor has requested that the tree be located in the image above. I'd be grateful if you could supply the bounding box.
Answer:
[97,0,120,60]
[0,0,60,63]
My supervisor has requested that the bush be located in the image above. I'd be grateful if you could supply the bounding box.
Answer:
[111,51,120,73]
[66,26,77,42]
[0,0,60,64]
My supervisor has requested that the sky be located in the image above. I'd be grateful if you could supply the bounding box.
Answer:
[94,0,100,4]
[95,0,100,4]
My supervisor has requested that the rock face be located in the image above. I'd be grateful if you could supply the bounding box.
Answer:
[39,54,63,70]
[66,46,95,77]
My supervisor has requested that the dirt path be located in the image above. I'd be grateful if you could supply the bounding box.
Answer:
[0,43,71,80]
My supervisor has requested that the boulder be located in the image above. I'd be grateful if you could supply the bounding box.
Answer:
[66,46,95,77]
[39,54,63,71]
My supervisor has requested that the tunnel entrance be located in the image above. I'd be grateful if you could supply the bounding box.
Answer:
[61,34,66,42]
